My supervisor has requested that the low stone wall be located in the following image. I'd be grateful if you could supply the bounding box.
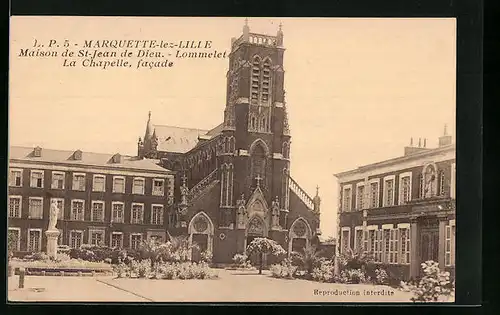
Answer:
[14,267,112,277]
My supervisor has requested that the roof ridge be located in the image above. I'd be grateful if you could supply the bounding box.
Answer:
[152,124,209,132]
[9,145,135,157]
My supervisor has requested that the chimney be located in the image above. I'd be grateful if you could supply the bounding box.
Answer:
[424,138,427,148]
[438,124,453,147]
[418,138,422,148]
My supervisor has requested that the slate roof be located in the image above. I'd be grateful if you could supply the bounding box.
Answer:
[153,123,223,154]
[9,146,172,173]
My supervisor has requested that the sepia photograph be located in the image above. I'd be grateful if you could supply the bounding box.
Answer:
[8,16,456,303]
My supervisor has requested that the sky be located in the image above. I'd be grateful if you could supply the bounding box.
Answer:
[9,17,457,238]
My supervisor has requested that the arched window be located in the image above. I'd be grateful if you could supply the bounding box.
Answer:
[282,168,290,210]
[220,164,227,205]
[250,142,267,184]
[224,137,229,153]
[438,170,446,196]
[227,164,234,206]
[261,117,267,131]
[229,137,236,153]
[418,173,424,198]
[261,58,271,103]
[251,116,256,130]
[251,56,261,103]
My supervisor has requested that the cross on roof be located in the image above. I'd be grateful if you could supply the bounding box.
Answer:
[255,174,263,187]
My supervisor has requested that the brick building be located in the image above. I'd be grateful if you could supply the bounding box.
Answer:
[8,146,175,254]
[136,21,322,264]
[334,129,456,280]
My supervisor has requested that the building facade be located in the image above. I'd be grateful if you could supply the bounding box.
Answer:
[334,131,456,280]
[8,146,175,254]
[136,22,322,264]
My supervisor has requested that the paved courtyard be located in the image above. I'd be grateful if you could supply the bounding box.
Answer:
[8,269,418,303]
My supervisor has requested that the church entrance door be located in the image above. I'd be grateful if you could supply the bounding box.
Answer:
[191,234,208,262]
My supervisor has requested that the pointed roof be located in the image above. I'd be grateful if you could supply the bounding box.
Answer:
[144,111,154,140]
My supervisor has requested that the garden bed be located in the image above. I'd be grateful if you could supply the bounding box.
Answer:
[10,258,113,276]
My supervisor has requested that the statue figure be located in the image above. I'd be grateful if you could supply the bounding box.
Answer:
[271,196,280,228]
[236,193,246,228]
[48,200,60,231]
[180,184,189,205]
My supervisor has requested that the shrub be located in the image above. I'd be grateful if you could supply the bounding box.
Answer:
[403,261,454,302]
[24,252,50,261]
[290,244,324,276]
[200,250,213,263]
[339,268,368,284]
[374,268,389,285]
[54,253,71,263]
[311,259,335,282]
[270,259,297,279]
[113,262,130,278]
[130,259,152,278]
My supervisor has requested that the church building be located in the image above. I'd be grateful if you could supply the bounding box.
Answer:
[137,21,322,264]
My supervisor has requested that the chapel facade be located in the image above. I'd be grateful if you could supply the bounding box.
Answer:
[137,21,321,264]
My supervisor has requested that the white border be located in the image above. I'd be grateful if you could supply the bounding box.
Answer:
[8,195,22,218]
[8,227,21,251]
[131,202,144,224]
[28,196,43,219]
[382,175,396,207]
[70,199,85,221]
[151,204,164,225]
[132,177,146,195]
[9,168,23,187]
[30,169,44,188]
[112,176,126,193]
[342,184,352,212]
[398,171,413,205]
[92,174,106,192]
[90,200,105,222]
[51,171,66,189]
[72,172,86,191]
[152,178,165,196]
[27,228,43,252]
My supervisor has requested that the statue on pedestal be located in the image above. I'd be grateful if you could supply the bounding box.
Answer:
[236,194,247,229]
[45,199,61,259]
[48,200,60,231]
[271,196,280,229]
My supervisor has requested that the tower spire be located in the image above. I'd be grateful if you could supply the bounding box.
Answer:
[144,111,153,140]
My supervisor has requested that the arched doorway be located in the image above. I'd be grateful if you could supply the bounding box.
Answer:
[245,215,268,265]
[288,217,312,255]
[188,211,214,262]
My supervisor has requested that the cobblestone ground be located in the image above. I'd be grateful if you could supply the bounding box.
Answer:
[8,269,422,303]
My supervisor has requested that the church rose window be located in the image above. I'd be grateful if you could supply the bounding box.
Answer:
[193,216,209,233]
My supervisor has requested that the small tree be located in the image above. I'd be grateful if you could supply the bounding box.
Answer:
[246,237,286,274]
[291,244,324,276]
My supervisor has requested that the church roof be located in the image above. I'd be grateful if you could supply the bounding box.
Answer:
[9,146,172,173]
[153,123,223,154]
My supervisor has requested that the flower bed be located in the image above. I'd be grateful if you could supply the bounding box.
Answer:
[114,260,218,280]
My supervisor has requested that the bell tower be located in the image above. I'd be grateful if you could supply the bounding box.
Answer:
[218,19,291,230]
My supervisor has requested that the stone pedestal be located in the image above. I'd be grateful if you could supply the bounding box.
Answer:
[45,229,60,259]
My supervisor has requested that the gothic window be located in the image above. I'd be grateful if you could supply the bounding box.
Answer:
[229,137,236,153]
[438,170,445,196]
[282,168,290,210]
[418,174,424,198]
[261,58,271,104]
[251,56,261,103]
[293,220,307,238]
[193,215,209,233]
[261,117,267,131]
[251,143,267,181]
[224,137,229,153]
[251,116,256,130]
[220,163,234,207]
[220,164,226,205]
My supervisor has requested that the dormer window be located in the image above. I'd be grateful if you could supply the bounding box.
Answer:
[33,146,42,157]
[73,150,82,160]
[111,153,122,164]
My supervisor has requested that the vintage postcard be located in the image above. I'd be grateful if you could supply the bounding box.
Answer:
[8,16,456,303]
